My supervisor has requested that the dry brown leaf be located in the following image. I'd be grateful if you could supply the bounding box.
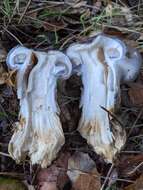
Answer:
[128,83,143,107]
[0,44,6,63]
[0,65,16,87]
[0,64,8,85]
[117,155,143,178]
[67,152,101,190]
[124,174,143,190]
[22,181,35,190]
[36,152,70,190]
[71,169,101,190]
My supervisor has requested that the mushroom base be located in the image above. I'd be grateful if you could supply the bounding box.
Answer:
[29,112,65,168]
[78,119,126,162]
[9,112,65,168]
[8,122,32,163]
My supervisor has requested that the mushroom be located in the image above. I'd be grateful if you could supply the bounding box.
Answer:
[7,46,72,167]
[66,34,142,162]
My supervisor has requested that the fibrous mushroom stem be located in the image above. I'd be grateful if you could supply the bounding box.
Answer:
[78,50,122,161]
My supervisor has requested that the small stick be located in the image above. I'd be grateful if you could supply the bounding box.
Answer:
[18,0,32,24]
[101,164,114,190]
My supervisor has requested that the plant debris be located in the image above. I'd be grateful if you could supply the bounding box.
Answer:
[0,0,143,190]
[67,152,101,190]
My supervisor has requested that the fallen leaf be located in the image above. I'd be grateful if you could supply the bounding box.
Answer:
[0,64,16,86]
[71,170,101,190]
[36,152,70,190]
[67,152,101,190]
[117,154,143,178]
[0,44,6,63]
[128,83,143,107]
[0,64,7,85]
[6,70,16,87]
[124,174,143,190]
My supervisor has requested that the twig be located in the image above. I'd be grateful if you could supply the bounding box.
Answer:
[129,134,143,139]
[59,35,75,50]
[2,27,23,45]
[100,106,124,127]
[101,164,114,190]
[0,151,11,158]
[121,151,143,154]
[127,108,143,138]
[59,166,134,183]
[102,24,141,34]
[18,0,32,24]
[127,162,143,175]
[31,165,41,185]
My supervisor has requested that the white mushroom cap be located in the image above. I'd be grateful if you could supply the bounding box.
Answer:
[6,46,33,70]
[6,46,35,99]
[67,34,141,82]
[46,50,72,79]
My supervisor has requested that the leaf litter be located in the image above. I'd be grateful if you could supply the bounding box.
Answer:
[0,0,143,190]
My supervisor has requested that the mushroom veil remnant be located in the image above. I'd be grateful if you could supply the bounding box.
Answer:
[67,34,142,162]
[7,46,72,167]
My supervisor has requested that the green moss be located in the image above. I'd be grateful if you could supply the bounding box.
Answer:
[0,177,27,190]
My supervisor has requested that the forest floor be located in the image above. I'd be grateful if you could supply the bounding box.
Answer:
[0,0,143,190]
